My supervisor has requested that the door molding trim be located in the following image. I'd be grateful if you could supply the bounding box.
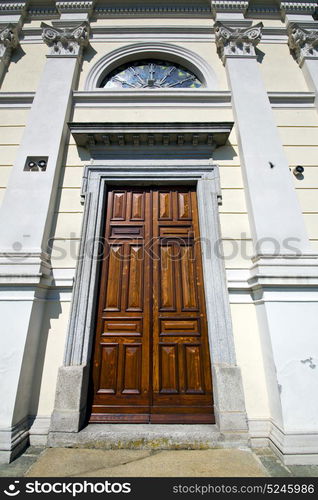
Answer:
[49,162,249,436]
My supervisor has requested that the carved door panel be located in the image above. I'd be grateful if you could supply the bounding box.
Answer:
[151,188,213,423]
[90,187,214,423]
[90,189,152,422]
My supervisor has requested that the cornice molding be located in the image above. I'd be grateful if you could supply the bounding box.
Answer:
[0,2,28,30]
[0,90,314,109]
[94,5,210,18]
[55,0,95,18]
[0,2,27,13]
[288,22,318,65]
[280,2,317,15]
[72,90,315,109]
[214,21,263,63]
[211,1,248,14]
[0,1,315,21]
[56,1,94,10]
[73,90,232,108]
[0,91,35,107]
[27,7,58,18]
[0,23,19,66]
[69,122,233,151]
[41,21,89,56]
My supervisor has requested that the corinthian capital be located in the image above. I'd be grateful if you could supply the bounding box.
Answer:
[41,22,90,56]
[214,22,263,63]
[0,24,19,66]
[288,23,318,66]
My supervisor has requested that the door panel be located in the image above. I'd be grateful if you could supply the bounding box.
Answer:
[151,188,213,422]
[90,189,151,422]
[90,187,214,423]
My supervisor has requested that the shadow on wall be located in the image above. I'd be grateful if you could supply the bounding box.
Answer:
[213,142,237,162]
[12,296,63,425]
[29,299,63,417]
[0,46,26,89]
[256,47,265,64]
[82,44,98,64]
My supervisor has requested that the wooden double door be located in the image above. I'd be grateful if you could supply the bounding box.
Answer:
[90,186,214,423]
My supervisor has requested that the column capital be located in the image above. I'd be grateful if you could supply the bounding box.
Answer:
[288,23,318,66]
[41,21,90,57]
[214,21,263,64]
[0,23,19,67]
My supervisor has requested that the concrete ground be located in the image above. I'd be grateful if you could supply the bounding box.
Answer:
[1,446,318,477]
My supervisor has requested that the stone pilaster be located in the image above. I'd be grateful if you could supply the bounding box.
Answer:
[0,2,30,86]
[215,21,318,464]
[215,21,309,252]
[0,19,90,463]
[287,23,318,116]
[0,23,19,69]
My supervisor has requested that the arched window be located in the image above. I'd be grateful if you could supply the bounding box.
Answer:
[100,59,202,89]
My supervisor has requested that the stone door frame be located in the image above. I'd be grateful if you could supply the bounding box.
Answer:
[49,161,248,439]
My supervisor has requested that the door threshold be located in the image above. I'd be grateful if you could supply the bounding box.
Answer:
[89,413,215,424]
[48,424,249,450]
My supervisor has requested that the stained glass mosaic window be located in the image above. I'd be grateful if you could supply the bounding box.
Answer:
[100,60,202,89]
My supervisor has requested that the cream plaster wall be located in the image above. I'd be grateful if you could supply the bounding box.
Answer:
[3,17,318,426]
[0,43,47,93]
[250,19,284,28]
[53,106,250,272]
[31,300,71,416]
[258,43,308,92]
[0,111,28,206]
[72,107,234,122]
[230,303,270,418]
[274,108,318,248]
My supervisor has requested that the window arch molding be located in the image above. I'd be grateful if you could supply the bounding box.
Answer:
[84,42,218,90]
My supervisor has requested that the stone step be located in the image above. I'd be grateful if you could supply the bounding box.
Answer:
[48,424,250,450]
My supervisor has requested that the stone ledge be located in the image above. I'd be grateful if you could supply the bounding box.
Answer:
[48,424,249,450]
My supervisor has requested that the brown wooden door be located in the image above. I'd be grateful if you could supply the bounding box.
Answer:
[90,187,214,423]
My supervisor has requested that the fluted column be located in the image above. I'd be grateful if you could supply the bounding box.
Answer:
[0,20,90,464]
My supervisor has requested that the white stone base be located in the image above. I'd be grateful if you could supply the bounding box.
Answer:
[248,419,271,448]
[249,419,318,465]
[0,418,29,464]
[270,422,318,465]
